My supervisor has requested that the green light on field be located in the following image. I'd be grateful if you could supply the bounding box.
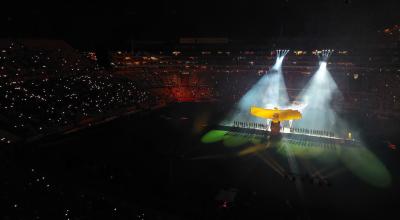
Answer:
[223,134,252,147]
[276,140,328,158]
[202,129,263,147]
[201,130,228,143]
[201,129,391,188]
[340,146,391,188]
[238,144,266,156]
[251,137,262,144]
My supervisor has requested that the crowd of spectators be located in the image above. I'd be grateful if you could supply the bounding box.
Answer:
[0,40,156,143]
[112,48,400,116]
[0,38,398,219]
[1,39,399,143]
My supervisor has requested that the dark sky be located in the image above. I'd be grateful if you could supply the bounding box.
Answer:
[2,0,399,47]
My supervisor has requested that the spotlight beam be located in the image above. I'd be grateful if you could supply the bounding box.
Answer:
[221,49,290,126]
[293,54,343,134]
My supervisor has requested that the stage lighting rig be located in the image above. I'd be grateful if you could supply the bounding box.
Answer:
[318,49,334,62]
[276,49,290,58]
[272,49,290,70]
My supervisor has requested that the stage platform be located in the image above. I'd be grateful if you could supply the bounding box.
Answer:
[216,124,360,147]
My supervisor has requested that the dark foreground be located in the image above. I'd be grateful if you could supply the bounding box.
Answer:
[1,102,399,219]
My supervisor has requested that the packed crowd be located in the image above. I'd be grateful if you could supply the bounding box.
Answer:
[1,39,398,219]
[0,41,156,143]
[113,49,400,115]
[1,40,399,143]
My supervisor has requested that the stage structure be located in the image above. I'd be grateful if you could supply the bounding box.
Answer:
[222,49,290,126]
[250,106,302,136]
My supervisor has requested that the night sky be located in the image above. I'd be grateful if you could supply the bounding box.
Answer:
[2,0,399,48]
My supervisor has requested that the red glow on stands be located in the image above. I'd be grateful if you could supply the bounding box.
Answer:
[169,86,213,102]
[388,142,396,150]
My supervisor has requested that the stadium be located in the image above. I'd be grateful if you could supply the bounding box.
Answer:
[1,1,400,219]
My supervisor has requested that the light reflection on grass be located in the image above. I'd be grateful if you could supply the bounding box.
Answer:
[201,129,392,188]
[201,130,228,143]
[223,134,251,147]
[339,146,391,188]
